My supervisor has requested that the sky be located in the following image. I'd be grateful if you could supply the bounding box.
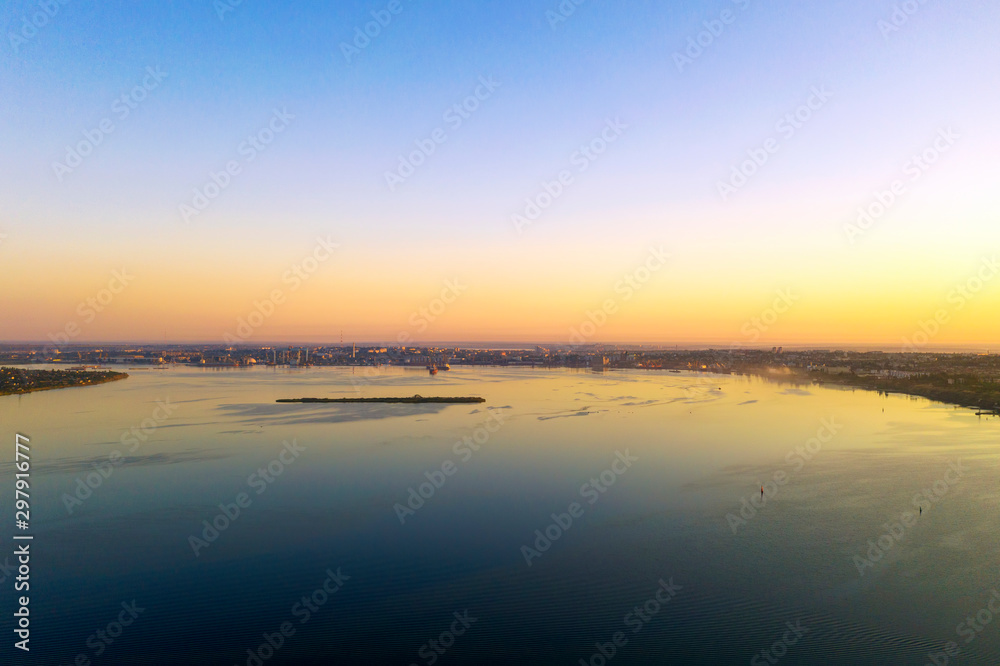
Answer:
[1,0,999,348]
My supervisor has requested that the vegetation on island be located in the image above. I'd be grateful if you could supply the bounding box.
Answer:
[0,367,129,396]
[276,395,485,404]
[806,371,1000,415]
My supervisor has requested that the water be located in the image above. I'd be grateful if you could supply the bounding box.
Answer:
[1,365,998,665]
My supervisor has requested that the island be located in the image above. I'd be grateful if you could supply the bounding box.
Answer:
[0,367,129,396]
[5,342,1000,415]
[276,394,485,404]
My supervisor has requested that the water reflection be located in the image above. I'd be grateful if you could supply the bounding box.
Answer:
[0,365,997,664]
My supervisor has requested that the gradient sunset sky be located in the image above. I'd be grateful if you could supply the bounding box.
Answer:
[2,0,998,347]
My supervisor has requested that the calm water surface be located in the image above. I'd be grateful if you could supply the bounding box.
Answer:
[1,365,998,664]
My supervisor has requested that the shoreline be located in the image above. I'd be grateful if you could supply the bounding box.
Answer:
[804,372,1000,415]
[0,368,129,397]
[714,366,1000,415]
[4,361,997,415]
[276,395,485,404]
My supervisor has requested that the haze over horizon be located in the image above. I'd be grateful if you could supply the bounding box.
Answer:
[7,338,1000,356]
[3,0,999,347]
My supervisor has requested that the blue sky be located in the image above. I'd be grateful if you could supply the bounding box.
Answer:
[2,0,999,343]
[3,0,996,238]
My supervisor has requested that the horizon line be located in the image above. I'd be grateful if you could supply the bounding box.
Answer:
[3,340,998,353]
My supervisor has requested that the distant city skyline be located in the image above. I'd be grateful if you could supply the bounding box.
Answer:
[6,340,1000,355]
[2,1,998,347]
